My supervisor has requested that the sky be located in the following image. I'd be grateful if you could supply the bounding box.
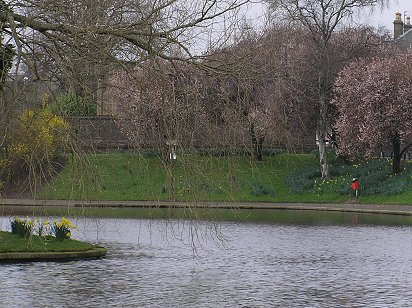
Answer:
[363,0,412,33]
[243,0,412,37]
[190,1,411,55]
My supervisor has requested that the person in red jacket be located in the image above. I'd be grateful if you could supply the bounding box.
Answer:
[351,178,359,198]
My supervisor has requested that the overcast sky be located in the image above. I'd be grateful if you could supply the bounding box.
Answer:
[244,1,412,37]
[365,0,411,32]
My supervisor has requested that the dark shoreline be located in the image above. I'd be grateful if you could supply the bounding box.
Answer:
[1,199,412,216]
[0,247,107,263]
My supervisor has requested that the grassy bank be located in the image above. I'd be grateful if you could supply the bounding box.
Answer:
[0,231,96,253]
[37,152,412,205]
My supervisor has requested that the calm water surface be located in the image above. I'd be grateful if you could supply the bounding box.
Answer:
[1,213,412,307]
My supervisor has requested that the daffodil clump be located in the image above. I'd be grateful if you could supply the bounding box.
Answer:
[10,217,35,238]
[36,219,50,237]
[10,217,76,240]
[52,217,77,240]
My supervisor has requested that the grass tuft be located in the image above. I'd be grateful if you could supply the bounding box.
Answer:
[0,231,97,253]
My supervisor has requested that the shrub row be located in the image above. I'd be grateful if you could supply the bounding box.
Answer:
[286,158,412,196]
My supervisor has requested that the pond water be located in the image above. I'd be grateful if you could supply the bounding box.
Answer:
[1,210,412,307]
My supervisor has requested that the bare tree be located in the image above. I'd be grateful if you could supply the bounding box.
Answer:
[0,0,251,198]
[1,0,249,62]
[0,34,13,92]
[266,0,386,179]
[0,0,252,116]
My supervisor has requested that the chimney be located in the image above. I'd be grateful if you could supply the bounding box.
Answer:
[404,16,412,33]
[394,12,404,39]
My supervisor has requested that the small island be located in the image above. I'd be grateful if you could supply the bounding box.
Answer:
[0,217,107,263]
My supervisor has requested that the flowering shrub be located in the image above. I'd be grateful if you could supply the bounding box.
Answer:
[10,217,34,238]
[52,217,77,240]
[0,108,70,191]
[11,108,70,162]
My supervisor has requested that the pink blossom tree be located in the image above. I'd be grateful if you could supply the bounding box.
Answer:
[109,60,208,150]
[194,25,383,162]
[333,50,412,174]
[204,26,317,161]
[108,59,209,199]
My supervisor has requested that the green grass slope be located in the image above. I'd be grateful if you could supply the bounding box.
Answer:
[37,152,412,205]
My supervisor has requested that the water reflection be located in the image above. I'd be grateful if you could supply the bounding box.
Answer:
[3,206,412,226]
[1,217,412,307]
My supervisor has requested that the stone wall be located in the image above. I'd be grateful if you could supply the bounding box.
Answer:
[66,116,130,150]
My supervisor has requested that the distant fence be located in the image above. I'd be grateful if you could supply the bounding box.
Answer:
[66,116,317,152]
[379,150,412,160]
[66,116,130,150]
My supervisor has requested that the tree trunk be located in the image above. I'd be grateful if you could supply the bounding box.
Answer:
[392,133,402,174]
[161,143,175,201]
[166,163,175,201]
[317,94,330,179]
[317,129,329,179]
[250,123,264,161]
[256,136,264,161]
